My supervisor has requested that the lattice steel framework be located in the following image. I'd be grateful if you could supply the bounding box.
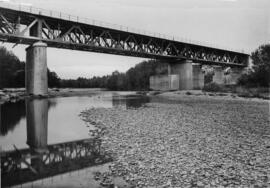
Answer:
[0,6,249,66]
[1,138,112,187]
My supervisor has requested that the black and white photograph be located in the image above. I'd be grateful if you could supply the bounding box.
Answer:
[0,0,269,187]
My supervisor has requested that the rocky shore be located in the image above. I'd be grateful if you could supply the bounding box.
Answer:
[0,88,104,104]
[81,97,270,187]
[0,88,25,104]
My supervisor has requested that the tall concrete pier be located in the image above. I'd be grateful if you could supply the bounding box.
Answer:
[167,60,204,90]
[192,64,204,89]
[26,42,48,95]
[168,60,194,90]
[212,66,224,84]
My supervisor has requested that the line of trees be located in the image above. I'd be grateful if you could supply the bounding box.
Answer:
[59,60,167,90]
[0,46,167,90]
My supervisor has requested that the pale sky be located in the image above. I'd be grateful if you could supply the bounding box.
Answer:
[1,0,269,79]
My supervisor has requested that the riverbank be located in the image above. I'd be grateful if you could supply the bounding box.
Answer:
[154,90,270,103]
[0,88,106,104]
[81,97,270,187]
[1,87,269,105]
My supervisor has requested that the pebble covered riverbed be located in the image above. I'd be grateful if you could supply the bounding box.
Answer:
[80,97,270,187]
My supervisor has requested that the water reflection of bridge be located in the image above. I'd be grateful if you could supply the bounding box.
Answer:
[1,138,112,187]
[0,95,151,187]
[1,98,112,187]
[0,99,56,136]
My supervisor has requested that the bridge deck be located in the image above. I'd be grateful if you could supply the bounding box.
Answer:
[0,3,249,66]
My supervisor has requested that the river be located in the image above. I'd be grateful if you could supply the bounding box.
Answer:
[1,91,269,187]
[0,91,149,187]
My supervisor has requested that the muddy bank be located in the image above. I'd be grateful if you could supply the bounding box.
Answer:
[81,98,270,187]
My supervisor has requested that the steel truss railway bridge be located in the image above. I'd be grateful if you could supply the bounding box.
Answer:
[0,3,250,92]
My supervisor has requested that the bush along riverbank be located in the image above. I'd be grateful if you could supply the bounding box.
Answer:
[202,83,270,100]
[80,97,270,187]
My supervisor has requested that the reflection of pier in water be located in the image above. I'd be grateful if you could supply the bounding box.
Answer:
[1,138,111,187]
[0,99,56,136]
[1,98,112,187]
[112,95,150,108]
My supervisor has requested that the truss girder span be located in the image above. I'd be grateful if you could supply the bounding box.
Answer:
[0,7,249,66]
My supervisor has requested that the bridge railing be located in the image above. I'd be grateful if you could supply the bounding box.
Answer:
[0,2,246,54]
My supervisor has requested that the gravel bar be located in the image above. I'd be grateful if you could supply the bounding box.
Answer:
[81,97,270,187]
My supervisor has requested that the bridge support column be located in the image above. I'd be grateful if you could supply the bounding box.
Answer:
[213,66,224,84]
[224,67,243,85]
[26,42,48,95]
[168,60,193,90]
[168,60,204,90]
[192,64,204,89]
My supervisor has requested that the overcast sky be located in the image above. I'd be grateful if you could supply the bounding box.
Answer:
[1,0,269,79]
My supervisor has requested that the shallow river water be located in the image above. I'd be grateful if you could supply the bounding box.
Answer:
[0,91,149,187]
[0,92,150,150]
